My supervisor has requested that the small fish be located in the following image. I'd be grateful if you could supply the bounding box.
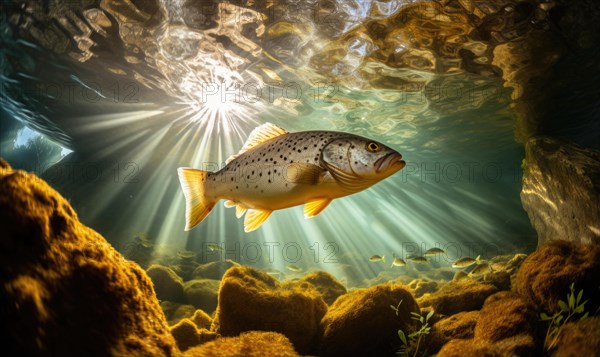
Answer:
[177,250,196,259]
[391,257,407,267]
[407,255,428,263]
[452,255,481,268]
[369,255,385,262]
[286,264,302,272]
[424,248,446,256]
[206,243,224,252]
[469,262,492,276]
[178,123,406,232]
[453,270,470,282]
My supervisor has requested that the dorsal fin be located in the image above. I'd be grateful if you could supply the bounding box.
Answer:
[226,123,288,164]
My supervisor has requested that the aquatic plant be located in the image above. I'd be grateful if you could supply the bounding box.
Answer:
[540,283,589,351]
[391,301,433,357]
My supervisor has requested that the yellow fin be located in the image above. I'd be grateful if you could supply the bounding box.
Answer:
[177,168,216,231]
[304,198,332,218]
[244,208,272,232]
[226,123,287,164]
[286,162,324,185]
[235,205,247,218]
[224,200,236,208]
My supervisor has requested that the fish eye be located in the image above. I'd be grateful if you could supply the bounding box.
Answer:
[366,142,381,152]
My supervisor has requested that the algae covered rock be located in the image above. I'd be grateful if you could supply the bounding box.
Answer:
[185,331,301,357]
[183,279,220,313]
[212,266,327,355]
[474,292,537,355]
[550,317,600,357]
[147,264,185,302]
[514,240,600,313]
[320,284,419,356]
[0,160,176,356]
[407,278,439,298]
[295,271,347,305]
[437,338,502,357]
[191,260,237,280]
[418,281,498,315]
[190,309,212,330]
[170,319,217,352]
[424,311,480,355]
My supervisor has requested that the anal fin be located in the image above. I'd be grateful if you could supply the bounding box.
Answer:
[304,198,332,218]
[244,208,272,232]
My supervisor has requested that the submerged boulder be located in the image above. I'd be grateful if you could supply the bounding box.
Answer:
[514,240,600,313]
[185,331,301,357]
[183,279,220,313]
[319,284,419,357]
[211,266,327,355]
[407,278,439,298]
[0,160,176,356]
[170,319,217,352]
[550,317,600,356]
[418,280,498,315]
[423,311,480,355]
[437,338,502,357]
[147,264,185,302]
[521,137,600,246]
[293,271,347,305]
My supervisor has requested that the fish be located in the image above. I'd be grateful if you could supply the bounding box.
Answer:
[391,257,407,267]
[469,262,492,277]
[452,255,481,268]
[286,264,302,272]
[206,243,224,252]
[453,270,470,282]
[178,123,405,232]
[424,248,446,256]
[177,250,196,259]
[369,255,385,262]
[407,255,428,263]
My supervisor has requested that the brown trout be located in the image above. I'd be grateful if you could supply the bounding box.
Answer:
[178,123,405,232]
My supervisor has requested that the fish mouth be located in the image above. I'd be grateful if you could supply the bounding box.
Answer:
[374,152,405,173]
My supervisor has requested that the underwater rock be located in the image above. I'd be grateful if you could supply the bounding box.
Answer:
[190,309,212,330]
[514,240,600,313]
[407,278,439,298]
[184,331,301,357]
[319,284,419,357]
[147,264,186,302]
[171,304,197,326]
[294,271,347,305]
[212,266,327,355]
[170,319,217,352]
[423,311,480,355]
[550,317,600,357]
[481,271,511,291]
[437,338,502,357]
[521,137,600,246]
[0,160,176,356]
[190,260,237,280]
[183,279,220,313]
[418,281,498,315]
[474,292,537,355]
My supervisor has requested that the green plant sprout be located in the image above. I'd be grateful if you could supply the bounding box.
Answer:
[390,300,433,357]
[540,283,589,351]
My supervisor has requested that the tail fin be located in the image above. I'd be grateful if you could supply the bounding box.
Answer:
[177,168,215,231]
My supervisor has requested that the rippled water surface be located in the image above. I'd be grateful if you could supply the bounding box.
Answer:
[1,0,538,284]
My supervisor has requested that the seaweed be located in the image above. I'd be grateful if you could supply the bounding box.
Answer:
[391,300,433,357]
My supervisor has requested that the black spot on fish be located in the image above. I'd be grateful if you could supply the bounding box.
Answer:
[339,156,343,160]
[231,178,234,181]
[268,179,272,183]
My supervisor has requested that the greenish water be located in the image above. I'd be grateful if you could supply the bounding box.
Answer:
[1,0,537,286]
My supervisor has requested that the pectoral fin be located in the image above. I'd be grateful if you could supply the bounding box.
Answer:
[304,198,332,218]
[244,208,272,232]
[286,163,325,185]
[224,200,236,208]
